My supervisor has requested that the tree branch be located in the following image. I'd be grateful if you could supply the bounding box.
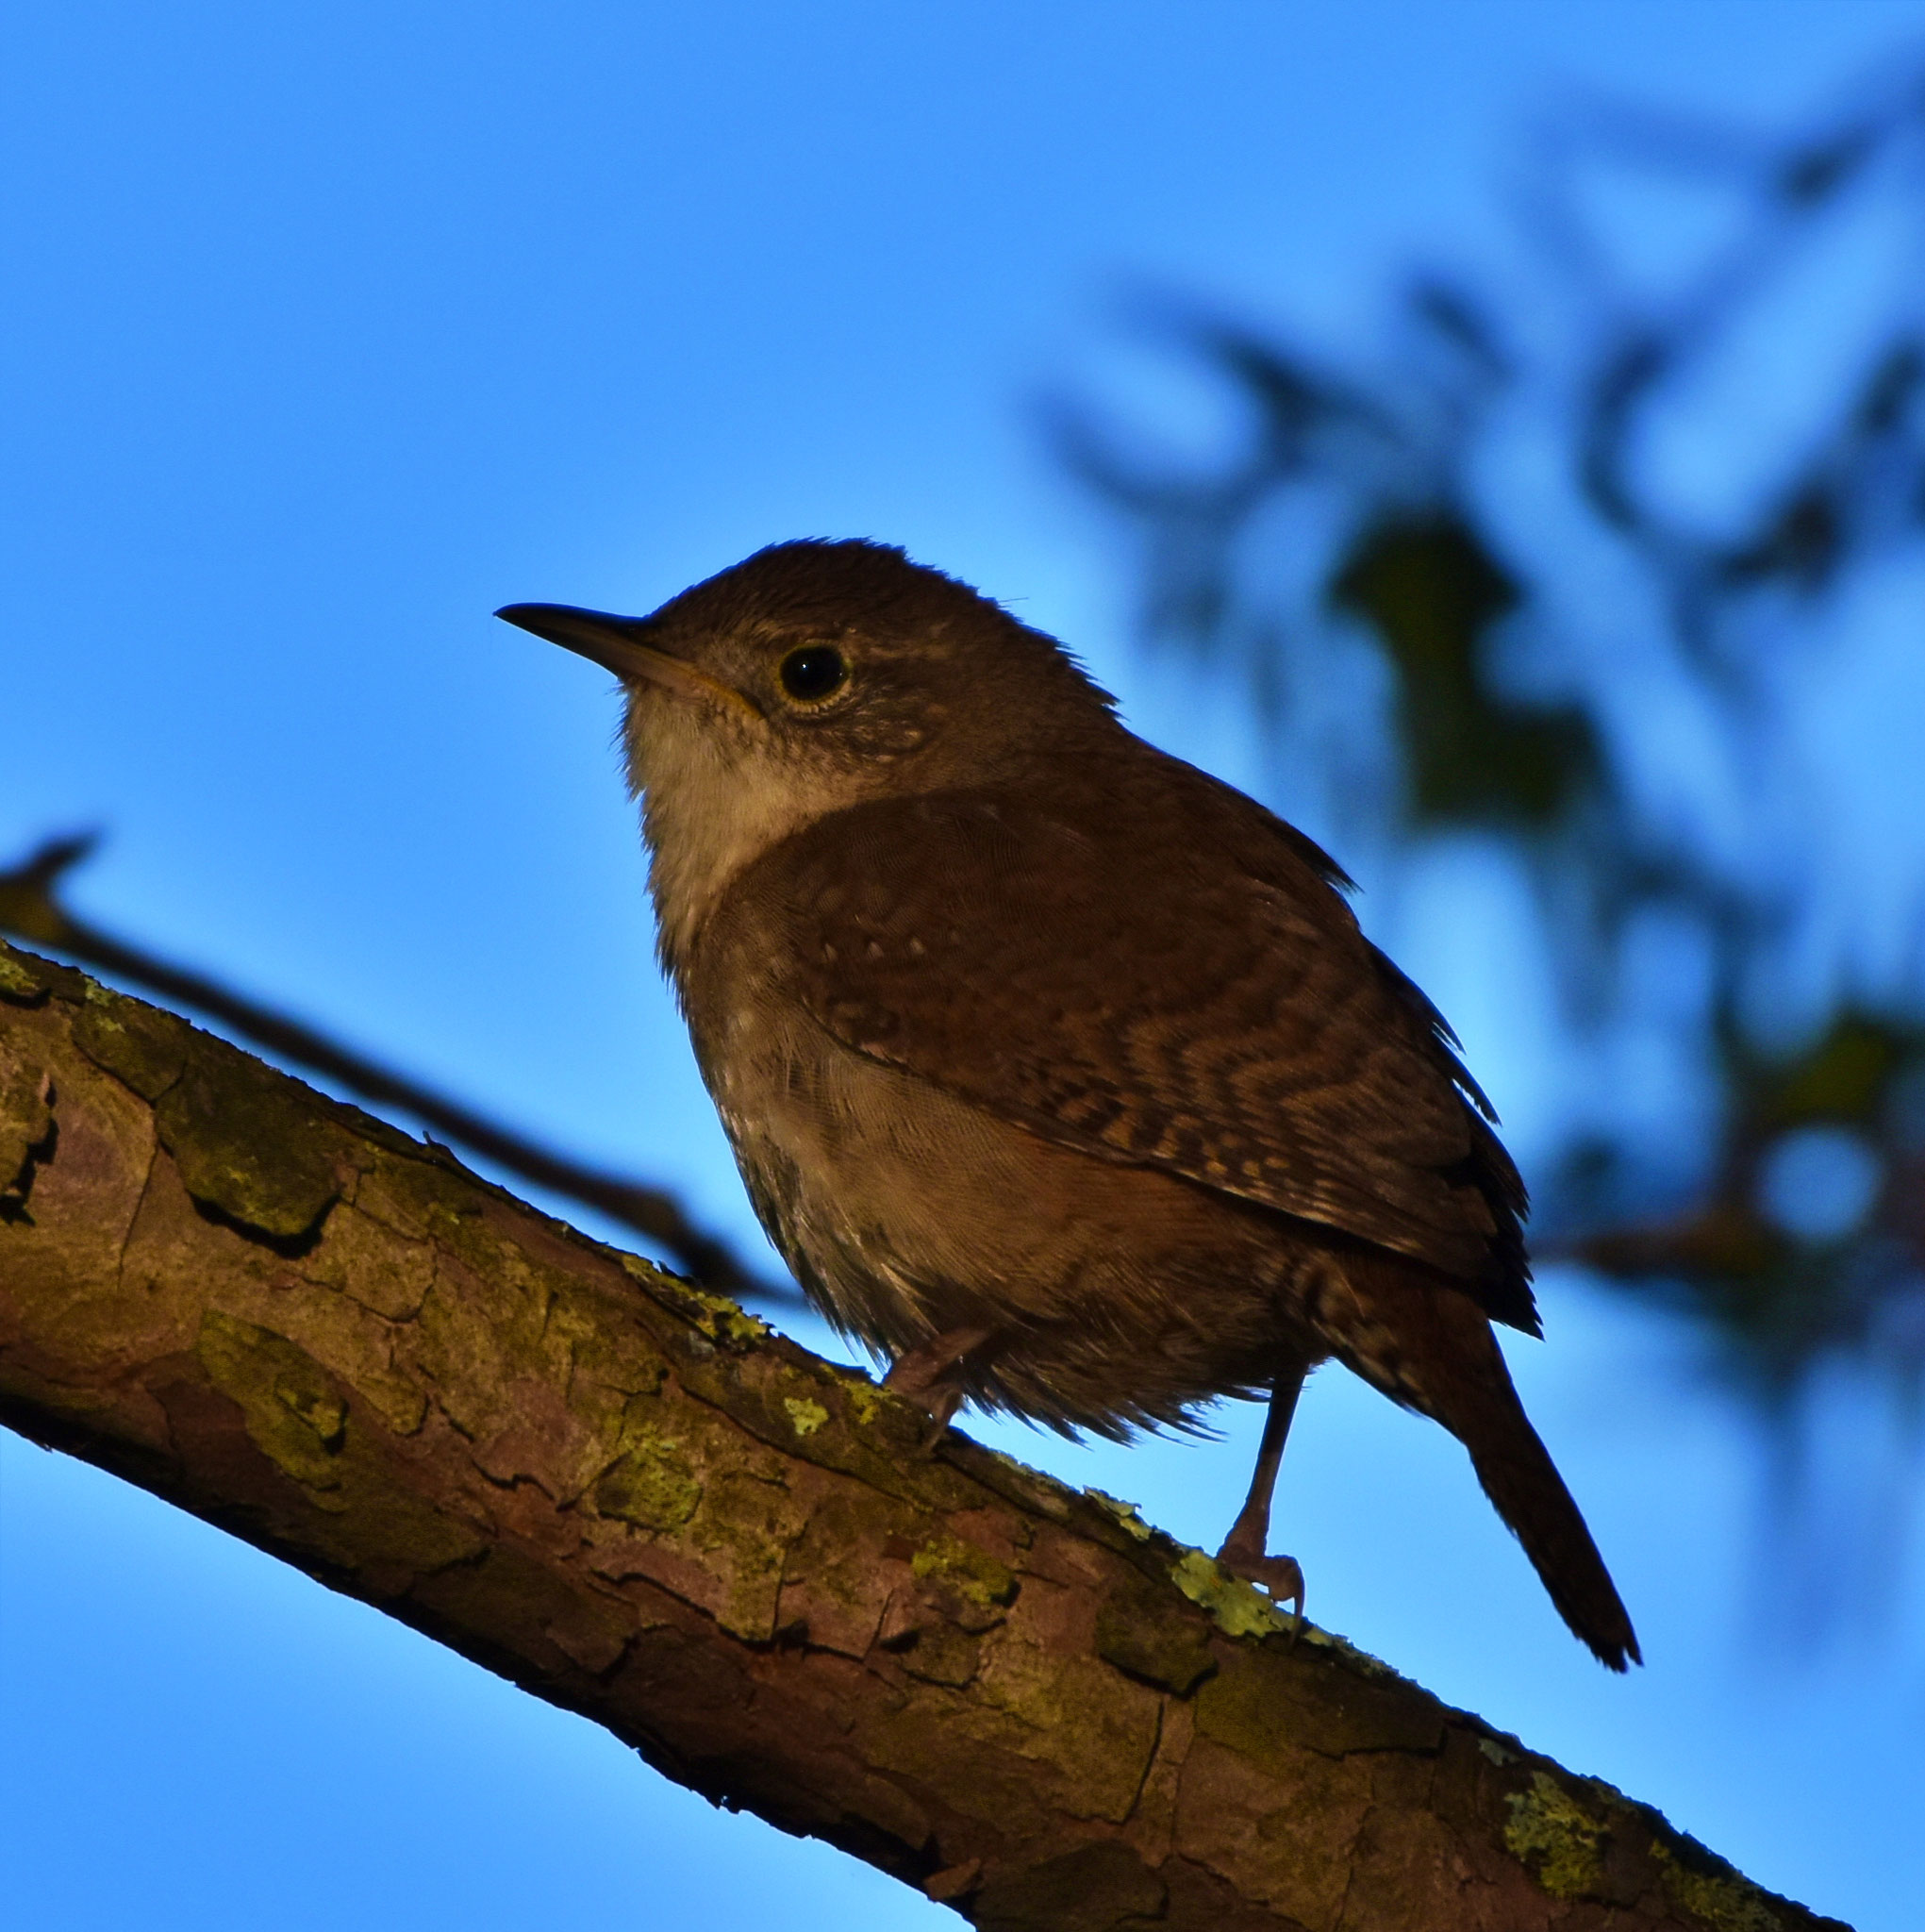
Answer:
[0,833,792,1304]
[0,939,1845,1932]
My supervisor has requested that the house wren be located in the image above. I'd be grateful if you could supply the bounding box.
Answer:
[499,540,1639,1670]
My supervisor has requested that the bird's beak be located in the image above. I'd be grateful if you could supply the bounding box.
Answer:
[495,602,760,718]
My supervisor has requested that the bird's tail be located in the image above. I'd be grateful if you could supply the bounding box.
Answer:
[1452,1374,1641,1671]
[1330,1259,1641,1670]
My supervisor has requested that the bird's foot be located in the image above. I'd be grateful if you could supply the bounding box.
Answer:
[884,1326,996,1452]
[1215,1530,1305,1638]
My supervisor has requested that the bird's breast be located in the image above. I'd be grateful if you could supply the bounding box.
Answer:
[681,961,1315,1432]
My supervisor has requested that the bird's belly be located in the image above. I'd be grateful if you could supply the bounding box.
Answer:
[707,1024,1318,1436]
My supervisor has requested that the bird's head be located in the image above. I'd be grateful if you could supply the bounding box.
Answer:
[499,539,1119,966]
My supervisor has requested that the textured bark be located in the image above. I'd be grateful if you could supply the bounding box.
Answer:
[0,939,1845,1932]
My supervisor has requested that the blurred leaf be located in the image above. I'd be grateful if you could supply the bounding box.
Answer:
[1329,516,1601,828]
[1738,1008,1922,1136]
[1568,1007,1925,1390]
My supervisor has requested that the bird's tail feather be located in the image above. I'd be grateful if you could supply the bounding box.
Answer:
[1459,1383,1636,1669]
[1326,1256,1641,1671]
[1447,1361,1640,1672]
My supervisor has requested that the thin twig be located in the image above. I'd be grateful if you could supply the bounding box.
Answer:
[0,833,797,1306]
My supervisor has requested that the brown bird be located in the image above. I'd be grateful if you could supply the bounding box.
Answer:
[499,539,1640,1671]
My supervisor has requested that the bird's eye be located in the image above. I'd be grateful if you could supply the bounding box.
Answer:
[777,644,849,704]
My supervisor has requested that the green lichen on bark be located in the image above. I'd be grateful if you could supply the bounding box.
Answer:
[594,1430,704,1530]
[157,1041,343,1241]
[623,1255,769,1348]
[1653,1840,1787,1932]
[73,983,190,1099]
[0,950,50,1003]
[197,1308,349,1488]
[783,1396,828,1436]
[1504,1771,1608,1899]
[1084,1490,1153,1541]
[912,1533,1018,1616]
[692,1464,809,1641]
[840,1380,882,1425]
[1169,1548,1293,1639]
[189,1307,484,1581]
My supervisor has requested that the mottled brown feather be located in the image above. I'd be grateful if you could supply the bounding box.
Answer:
[708,754,1537,1335]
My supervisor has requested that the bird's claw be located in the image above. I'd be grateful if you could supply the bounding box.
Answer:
[915,1385,965,1454]
[884,1327,994,1456]
[1215,1539,1306,1640]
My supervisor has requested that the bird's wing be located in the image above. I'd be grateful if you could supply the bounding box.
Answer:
[703,764,1535,1332]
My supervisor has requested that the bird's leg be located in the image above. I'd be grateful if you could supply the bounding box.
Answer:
[1216,1365,1309,1628]
[884,1326,1000,1449]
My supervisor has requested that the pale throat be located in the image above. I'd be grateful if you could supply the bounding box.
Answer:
[627,701,847,975]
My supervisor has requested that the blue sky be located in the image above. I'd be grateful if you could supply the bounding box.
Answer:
[5,6,1924,1929]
